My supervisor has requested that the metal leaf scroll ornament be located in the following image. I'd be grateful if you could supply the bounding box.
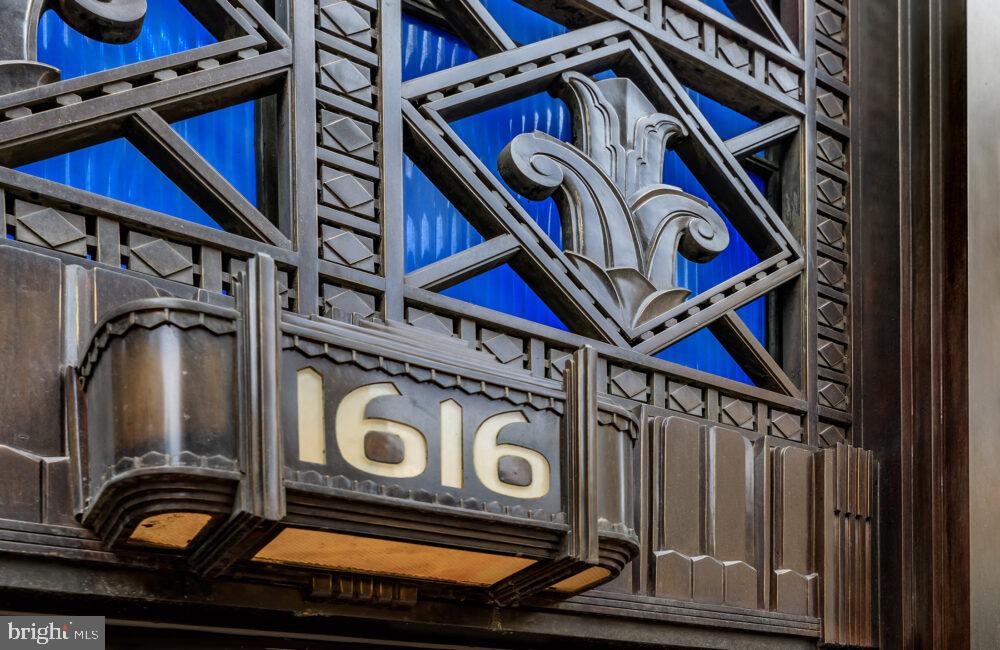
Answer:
[499,72,729,330]
[0,0,147,94]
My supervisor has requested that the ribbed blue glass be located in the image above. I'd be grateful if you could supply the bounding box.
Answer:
[480,0,567,44]
[698,0,737,18]
[402,14,478,78]
[20,0,257,231]
[402,11,766,382]
[403,88,569,330]
[36,0,215,78]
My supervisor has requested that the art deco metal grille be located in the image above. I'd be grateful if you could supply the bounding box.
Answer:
[0,0,874,646]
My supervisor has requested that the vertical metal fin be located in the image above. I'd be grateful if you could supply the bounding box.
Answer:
[567,344,599,564]
[819,443,877,646]
[190,253,285,576]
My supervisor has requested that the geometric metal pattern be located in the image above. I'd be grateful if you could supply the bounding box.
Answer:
[16,204,86,255]
[0,0,875,646]
[720,395,755,429]
[668,382,703,415]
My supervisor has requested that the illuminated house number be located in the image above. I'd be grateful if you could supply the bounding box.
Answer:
[297,371,551,500]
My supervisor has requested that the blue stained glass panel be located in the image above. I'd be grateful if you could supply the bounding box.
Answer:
[19,138,221,227]
[37,0,216,79]
[402,13,478,80]
[450,95,568,249]
[698,0,737,18]
[444,264,568,330]
[480,0,567,45]
[403,87,570,331]
[24,0,773,383]
[172,105,258,209]
[19,2,257,232]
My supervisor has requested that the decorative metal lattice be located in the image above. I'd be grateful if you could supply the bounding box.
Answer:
[0,0,873,646]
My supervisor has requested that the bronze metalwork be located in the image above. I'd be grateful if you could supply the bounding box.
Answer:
[0,0,898,647]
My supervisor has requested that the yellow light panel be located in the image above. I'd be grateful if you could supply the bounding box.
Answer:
[549,566,611,593]
[253,528,536,586]
[128,512,213,549]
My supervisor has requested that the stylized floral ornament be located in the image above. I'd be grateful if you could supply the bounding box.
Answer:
[499,71,730,330]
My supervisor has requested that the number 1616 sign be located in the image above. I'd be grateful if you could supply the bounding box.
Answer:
[282,359,564,513]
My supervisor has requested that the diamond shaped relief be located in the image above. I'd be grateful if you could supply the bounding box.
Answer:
[718,38,750,70]
[323,287,376,320]
[319,53,372,101]
[817,10,844,40]
[664,9,700,42]
[818,92,846,119]
[819,423,847,447]
[819,381,848,409]
[611,369,648,400]
[817,135,845,166]
[818,218,845,248]
[322,226,375,271]
[817,176,845,207]
[818,299,846,330]
[770,411,802,441]
[548,349,572,380]
[669,382,703,414]
[720,396,755,429]
[818,50,845,78]
[322,168,375,212]
[17,206,86,255]
[320,1,370,42]
[818,339,847,371]
[408,309,454,337]
[818,257,846,289]
[768,64,799,95]
[482,332,524,365]
[322,112,373,155]
[129,236,193,282]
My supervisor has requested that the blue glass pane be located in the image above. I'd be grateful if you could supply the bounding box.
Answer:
[665,152,764,297]
[451,93,568,247]
[686,90,758,140]
[404,89,568,329]
[480,0,567,45]
[37,0,216,79]
[172,103,258,207]
[736,296,767,338]
[656,296,767,385]
[698,0,736,18]
[658,327,752,384]
[404,155,566,329]
[402,13,477,80]
[443,264,567,330]
[404,154,482,272]
[18,139,220,228]
[22,3,257,233]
